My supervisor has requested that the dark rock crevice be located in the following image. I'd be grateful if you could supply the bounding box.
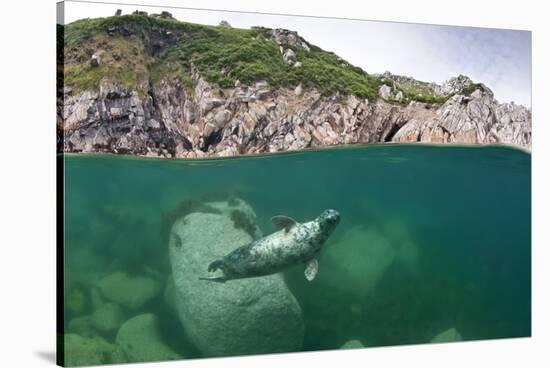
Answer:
[384,123,403,142]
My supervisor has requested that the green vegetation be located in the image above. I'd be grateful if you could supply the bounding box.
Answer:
[159,25,383,98]
[63,14,185,48]
[461,83,484,96]
[148,59,193,90]
[64,62,148,96]
[401,91,450,104]
[61,14,382,99]
[61,14,480,103]
[63,33,150,95]
[383,78,451,105]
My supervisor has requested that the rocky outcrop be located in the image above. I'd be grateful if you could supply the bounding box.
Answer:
[437,74,477,96]
[59,18,531,157]
[269,28,311,52]
[379,73,477,98]
[59,69,531,157]
[392,89,531,146]
[168,198,304,356]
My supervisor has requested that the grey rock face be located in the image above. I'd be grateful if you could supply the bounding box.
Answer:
[168,199,304,356]
[394,90,404,101]
[59,68,531,157]
[282,48,297,64]
[391,88,531,148]
[116,314,182,362]
[379,84,393,99]
[493,102,531,147]
[378,83,404,102]
[438,74,474,95]
[270,28,311,51]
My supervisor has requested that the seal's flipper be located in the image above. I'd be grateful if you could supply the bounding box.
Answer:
[271,216,297,232]
[304,258,319,281]
[207,259,223,272]
[199,276,227,283]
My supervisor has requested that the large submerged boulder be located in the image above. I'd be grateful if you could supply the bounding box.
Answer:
[91,302,125,333]
[97,271,161,309]
[321,226,396,298]
[168,198,304,356]
[116,313,182,362]
[65,286,87,315]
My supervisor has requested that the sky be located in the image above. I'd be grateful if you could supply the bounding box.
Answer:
[61,1,532,106]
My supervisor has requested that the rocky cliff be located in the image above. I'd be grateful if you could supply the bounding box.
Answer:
[58,13,531,158]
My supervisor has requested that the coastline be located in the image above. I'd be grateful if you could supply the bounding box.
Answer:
[58,141,532,163]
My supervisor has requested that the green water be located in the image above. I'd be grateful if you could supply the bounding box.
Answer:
[61,144,531,365]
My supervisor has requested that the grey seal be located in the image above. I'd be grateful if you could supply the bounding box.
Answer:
[200,209,340,282]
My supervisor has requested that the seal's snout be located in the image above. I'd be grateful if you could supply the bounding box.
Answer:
[319,209,340,228]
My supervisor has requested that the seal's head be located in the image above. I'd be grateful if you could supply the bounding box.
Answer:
[317,209,340,235]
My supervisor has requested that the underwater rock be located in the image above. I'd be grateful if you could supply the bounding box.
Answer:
[163,275,176,313]
[66,287,87,315]
[379,218,420,275]
[97,271,161,309]
[91,302,125,333]
[168,198,304,356]
[430,328,463,343]
[89,287,105,310]
[66,247,106,288]
[67,316,96,338]
[63,333,126,366]
[116,313,182,362]
[322,226,395,298]
[340,339,365,349]
[395,240,420,276]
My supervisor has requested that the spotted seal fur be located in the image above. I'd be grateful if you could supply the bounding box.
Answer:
[200,209,340,282]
